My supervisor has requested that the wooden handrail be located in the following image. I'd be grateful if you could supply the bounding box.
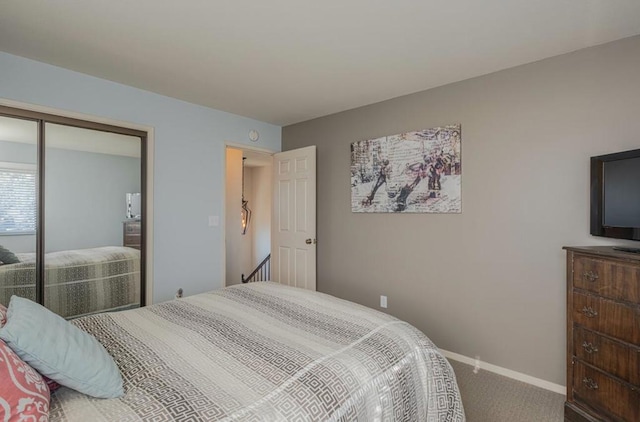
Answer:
[242,254,271,283]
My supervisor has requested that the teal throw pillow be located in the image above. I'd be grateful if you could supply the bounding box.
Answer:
[0,296,124,399]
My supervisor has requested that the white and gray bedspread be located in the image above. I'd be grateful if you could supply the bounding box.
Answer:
[51,282,465,421]
[0,246,140,319]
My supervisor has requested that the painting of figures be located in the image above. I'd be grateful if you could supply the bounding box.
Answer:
[351,124,461,213]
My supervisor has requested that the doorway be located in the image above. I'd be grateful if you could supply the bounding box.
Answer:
[224,146,273,286]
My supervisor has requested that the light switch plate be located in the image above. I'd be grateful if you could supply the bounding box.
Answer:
[208,215,219,226]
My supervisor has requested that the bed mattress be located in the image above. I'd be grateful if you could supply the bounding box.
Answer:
[50,282,464,421]
[0,246,140,318]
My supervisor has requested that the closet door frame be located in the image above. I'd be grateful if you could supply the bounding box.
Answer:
[0,105,148,308]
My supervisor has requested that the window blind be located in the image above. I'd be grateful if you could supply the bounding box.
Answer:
[0,164,37,234]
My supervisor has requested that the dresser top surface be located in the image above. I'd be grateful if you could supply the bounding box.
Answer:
[564,245,640,262]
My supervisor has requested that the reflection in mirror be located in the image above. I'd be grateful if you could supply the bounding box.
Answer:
[44,123,142,318]
[0,115,38,306]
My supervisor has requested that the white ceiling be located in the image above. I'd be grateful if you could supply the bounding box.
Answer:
[1,1,639,126]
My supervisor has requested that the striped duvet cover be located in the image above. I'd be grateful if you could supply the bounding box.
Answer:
[50,282,465,421]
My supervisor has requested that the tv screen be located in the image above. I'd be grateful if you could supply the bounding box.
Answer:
[591,148,640,241]
[602,157,640,228]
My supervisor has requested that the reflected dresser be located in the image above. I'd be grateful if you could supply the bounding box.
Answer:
[123,219,142,250]
[564,246,640,422]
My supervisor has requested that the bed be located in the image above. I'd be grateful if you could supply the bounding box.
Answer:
[49,282,465,421]
[0,246,140,319]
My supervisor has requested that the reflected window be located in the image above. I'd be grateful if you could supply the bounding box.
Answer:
[0,162,36,234]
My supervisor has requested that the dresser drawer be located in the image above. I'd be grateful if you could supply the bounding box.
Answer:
[573,255,640,303]
[572,291,640,345]
[573,361,640,422]
[124,234,141,246]
[123,220,142,250]
[125,221,141,234]
[574,326,640,386]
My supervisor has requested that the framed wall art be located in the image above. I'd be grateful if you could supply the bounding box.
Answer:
[351,124,461,213]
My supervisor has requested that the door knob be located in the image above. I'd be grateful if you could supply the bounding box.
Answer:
[305,238,317,245]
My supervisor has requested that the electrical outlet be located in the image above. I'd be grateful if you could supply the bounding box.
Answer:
[473,356,481,374]
[380,295,387,308]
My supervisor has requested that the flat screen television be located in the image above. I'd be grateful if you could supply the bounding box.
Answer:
[591,148,640,243]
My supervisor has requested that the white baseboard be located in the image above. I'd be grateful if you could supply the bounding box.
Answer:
[439,349,566,395]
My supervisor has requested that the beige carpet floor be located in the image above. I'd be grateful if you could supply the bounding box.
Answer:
[448,360,565,422]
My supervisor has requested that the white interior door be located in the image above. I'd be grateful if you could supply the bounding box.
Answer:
[271,146,316,290]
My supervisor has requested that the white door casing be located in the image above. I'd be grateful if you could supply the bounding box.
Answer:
[271,146,316,290]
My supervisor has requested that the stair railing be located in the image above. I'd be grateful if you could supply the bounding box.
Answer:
[241,254,271,283]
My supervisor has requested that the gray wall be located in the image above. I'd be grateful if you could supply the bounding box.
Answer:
[0,140,140,253]
[0,51,281,303]
[282,35,640,386]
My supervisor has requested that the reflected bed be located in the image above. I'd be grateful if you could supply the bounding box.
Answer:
[50,282,465,421]
[0,246,140,319]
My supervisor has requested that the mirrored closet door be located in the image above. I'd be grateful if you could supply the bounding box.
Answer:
[0,115,38,304]
[0,106,147,319]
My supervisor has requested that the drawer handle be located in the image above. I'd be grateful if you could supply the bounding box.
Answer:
[582,377,599,390]
[581,341,599,354]
[581,306,598,318]
[583,271,599,282]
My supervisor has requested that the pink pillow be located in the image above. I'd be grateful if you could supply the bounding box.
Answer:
[0,305,60,395]
[0,339,50,421]
[0,303,6,327]
[43,376,61,393]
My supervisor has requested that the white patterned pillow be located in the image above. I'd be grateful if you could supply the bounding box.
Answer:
[0,303,6,328]
[0,338,50,421]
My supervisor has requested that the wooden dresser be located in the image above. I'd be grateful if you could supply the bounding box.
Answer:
[123,219,142,250]
[564,246,640,422]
